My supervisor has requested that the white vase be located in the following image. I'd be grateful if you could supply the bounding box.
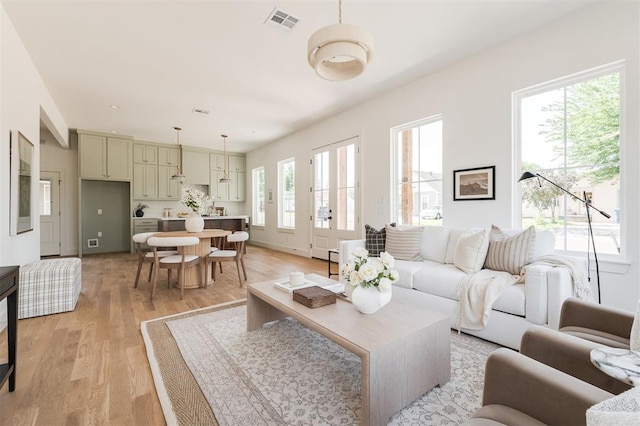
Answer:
[185,212,204,233]
[344,282,355,299]
[350,285,392,314]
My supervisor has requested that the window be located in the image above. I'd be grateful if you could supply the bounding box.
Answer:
[278,158,295,229]
[515,64,622,255]
[252,167,265,226]
[39,180,51,215]
[391,116,443,225]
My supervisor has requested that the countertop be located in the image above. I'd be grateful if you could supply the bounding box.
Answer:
[156,215,249,221]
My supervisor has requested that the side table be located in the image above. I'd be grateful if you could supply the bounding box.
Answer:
[327,248,339,278]
[590,347,640,387]
[0,265,18,392]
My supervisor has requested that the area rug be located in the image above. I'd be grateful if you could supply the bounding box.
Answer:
[141,300,500,425]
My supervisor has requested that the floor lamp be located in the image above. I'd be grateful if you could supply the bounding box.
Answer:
[518,171,610,304]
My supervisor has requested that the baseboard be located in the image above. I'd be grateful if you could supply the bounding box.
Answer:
[248,240,310,257]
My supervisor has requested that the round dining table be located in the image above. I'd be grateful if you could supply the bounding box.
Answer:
[155,229,232,288]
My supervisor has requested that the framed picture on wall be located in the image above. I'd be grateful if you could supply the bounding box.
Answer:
[10,130,34,234]
[453,166,495,201]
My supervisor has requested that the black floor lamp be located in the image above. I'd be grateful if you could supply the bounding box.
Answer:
[518,171,610,304]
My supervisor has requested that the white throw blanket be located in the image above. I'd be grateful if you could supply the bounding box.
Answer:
[524,254,595,302]
[456,269,519,331]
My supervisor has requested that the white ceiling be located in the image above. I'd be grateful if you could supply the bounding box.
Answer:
[3,0,597,153]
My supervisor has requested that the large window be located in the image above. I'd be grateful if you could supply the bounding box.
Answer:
[516,64,622,255]
[278,158,295,229]
[392,116,443,226]
[252,166,265,226]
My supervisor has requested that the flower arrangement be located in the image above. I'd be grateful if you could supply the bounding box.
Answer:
[135,203,149,211]
[341,247,399,292]
[181,186,211,213]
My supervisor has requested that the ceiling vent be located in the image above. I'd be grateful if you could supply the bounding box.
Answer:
[192,108,210,115]
[265,8,299,32]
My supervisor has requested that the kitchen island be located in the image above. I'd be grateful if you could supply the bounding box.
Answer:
[158,215,249,233]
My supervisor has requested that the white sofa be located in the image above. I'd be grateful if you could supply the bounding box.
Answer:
[339,226,579,350]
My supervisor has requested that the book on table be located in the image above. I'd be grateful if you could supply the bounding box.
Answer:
[273,277,345,294]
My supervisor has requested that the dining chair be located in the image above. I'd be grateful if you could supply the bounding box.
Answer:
[207,231,249,286]
[132,232,177,289]
[147,236,201,300]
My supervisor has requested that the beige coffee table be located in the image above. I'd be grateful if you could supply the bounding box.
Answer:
[247,274,451,426]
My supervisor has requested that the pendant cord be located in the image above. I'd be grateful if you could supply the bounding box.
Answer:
[338,0,342,24]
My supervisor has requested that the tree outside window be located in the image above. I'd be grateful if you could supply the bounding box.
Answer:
[278,158,295,229]
[253,167,265,226]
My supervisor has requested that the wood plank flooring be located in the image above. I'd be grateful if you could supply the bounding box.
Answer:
[0,245,330,425]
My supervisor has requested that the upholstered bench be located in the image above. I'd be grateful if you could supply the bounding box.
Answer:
[18,258,82,319]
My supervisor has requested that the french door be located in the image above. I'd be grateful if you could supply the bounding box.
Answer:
[310,136,360,259]
[40,171,61,256]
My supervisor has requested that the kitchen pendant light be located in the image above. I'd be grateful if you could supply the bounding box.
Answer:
[219,134,232,184]
[307,0,373,81]
[171,127,186,183]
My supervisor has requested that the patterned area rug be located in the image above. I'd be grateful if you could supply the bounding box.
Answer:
[141,301,500,425]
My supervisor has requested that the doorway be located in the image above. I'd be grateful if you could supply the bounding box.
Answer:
[310,136,360,259]
[40,171,61,256]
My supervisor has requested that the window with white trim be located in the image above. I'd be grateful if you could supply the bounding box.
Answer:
[252,166,265,226]
[278,158,295,229]
[515,63,622,255]
[391,116,443,226]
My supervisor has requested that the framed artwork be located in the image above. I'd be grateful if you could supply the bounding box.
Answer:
[10,130,34,234]
[453,166,495,201]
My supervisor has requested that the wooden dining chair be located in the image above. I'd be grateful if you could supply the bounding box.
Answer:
[147,236,201,300]
[132,232,177,289]
[207,231,249,286]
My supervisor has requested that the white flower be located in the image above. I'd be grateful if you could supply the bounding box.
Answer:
[389,269,400,282]
[352,247,369,259]
[341,262,353,276]
[378,277,393,293]
[358,262,379,282]
[367,257,384,274]
[379,251,395,269]
[349,270,363,286]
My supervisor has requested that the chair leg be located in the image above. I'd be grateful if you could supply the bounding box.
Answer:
[147,263,153,282]
[134,260,144,288]
[212,261,217,280]
[179,264,185,300]
[150,263,159,300]
[219,263,223,274]
[235,260,243,285]
[167,270,172,288]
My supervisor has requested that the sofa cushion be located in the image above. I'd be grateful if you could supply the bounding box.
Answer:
[364,223,395,257]
[420,226,451,263]
[385,225,423,261]
[484,225,536,275]
[454,229,490,274]
[392,259,435,289]
[445,228,472,264]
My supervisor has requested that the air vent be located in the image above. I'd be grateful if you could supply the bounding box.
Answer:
[264,8,299,32]
[192,108,210,115]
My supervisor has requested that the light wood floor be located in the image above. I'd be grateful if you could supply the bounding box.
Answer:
[0,245,331,425]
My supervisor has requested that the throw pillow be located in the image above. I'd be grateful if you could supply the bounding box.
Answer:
[384,225,423,261]
[453,229,490,274]
[484,225,536,275]
[364,223,395,257]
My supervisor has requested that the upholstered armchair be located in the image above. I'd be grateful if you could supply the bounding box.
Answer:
[520,298,634,395]
[464,348,613,425]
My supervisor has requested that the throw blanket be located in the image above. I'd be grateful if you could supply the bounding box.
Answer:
[456,269,519,330]
[524,254,595,302]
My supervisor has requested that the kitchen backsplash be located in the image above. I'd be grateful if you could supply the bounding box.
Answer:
[134,199,246,218]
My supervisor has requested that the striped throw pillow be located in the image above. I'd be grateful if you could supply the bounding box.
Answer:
[384,225,423,261]
[484,225,536,275]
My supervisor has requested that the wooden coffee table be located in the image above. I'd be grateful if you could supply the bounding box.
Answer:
[247,274,451,426]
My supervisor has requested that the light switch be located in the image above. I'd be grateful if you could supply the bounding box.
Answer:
[98,232,102,237]
[97,209,102,215]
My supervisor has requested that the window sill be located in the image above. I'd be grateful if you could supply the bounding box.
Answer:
[277,227,295,234]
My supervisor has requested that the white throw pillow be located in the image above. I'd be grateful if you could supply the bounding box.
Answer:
[385,225,423,261]
[453,229,490,274]
[420,226,451,263]
[484,225,536,275]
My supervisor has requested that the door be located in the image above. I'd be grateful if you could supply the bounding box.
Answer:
[311,137,360,259]
[40,171,60,256]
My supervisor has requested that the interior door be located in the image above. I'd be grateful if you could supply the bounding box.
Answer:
[40,171,61,256]
[311,137,360,259]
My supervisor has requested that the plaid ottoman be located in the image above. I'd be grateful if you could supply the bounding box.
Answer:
[18,258,82,319]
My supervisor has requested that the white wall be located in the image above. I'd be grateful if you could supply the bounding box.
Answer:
[0,5,69,328]
[247,2,640,310]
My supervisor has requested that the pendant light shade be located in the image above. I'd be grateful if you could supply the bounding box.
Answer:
[171,126,186,183]
[219,134,231,184]
[307,0,373,81]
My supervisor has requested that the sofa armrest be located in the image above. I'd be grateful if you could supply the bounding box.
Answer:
[560,298,634,338]
[521,326,632,395]
[481,348,613,425]
[524,263,574,328]
[338,239,365,282]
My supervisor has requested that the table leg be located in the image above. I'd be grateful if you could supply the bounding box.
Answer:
[247,291,287,331]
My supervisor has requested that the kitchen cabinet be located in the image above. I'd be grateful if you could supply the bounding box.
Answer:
[132,218,159,252]
[158,147,180,167]
[210,153,225,171]
[158,165,182,200]
[182,149,210,185]
[210,170,245,202]
[79,133,132,181]
[133,144,157,164]
[228,155,246,172]
[133,163,158,199]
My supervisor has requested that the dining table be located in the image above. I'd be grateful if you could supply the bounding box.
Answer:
[155,229,232,289]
